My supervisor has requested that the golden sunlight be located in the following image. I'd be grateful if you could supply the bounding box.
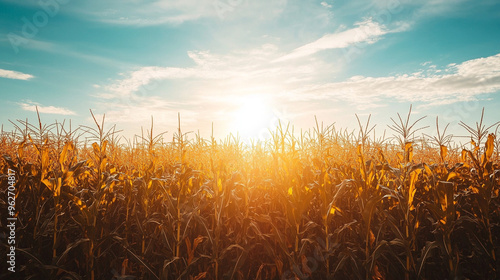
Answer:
[230,95,275,139]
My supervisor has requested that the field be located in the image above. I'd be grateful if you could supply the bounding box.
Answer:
[1,109,499,280]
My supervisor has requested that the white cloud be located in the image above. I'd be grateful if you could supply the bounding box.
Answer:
[94,43,500,136]
[97,43,333,100]
[92,44,335,133]
[0,69,34,80]
[67,0,288,26]
[275,18,390,61]
[19,101,76,115]
[321,2,332,8]
[454,54,500,79]
[292,53,500,108]
[95,1,215,25]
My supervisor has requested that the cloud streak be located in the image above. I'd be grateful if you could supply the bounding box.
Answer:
[19,101,77,115]
[0,69,34,80]
[96,43,333,100]
[292,53,500,108]
[275,18,390,61]
[94,42,500,135]
[61,0,288,26]
[92,43,334,132]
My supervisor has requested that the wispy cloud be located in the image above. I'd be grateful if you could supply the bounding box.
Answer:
[412,0,471,17]
[0,69,34,80]
[291,53,500,108]
[11,39,132,68]
[96,43,333,100]
[92,43,334,131]
[63,0,288,26]
[320,2,332,8]
[95,34,500,134]
[94,1,216,25]
[275,18,390,61]
[19,100,76,115]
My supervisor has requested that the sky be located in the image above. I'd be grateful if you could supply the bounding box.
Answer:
[0,0,499,144]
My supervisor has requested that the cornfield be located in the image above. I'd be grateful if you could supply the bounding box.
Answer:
[1,107,499,280]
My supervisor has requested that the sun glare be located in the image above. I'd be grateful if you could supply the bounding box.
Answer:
[231,95,274,139]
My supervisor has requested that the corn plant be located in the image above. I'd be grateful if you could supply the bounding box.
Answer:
[1,107,499,280]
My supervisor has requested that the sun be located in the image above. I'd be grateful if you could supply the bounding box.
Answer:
[231,95,274,140]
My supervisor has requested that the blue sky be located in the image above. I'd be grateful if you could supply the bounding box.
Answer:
[1,0,499,143]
